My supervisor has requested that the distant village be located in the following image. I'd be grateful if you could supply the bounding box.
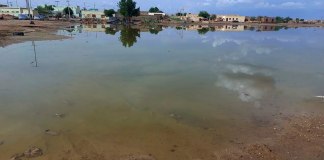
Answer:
[0,2,323,26]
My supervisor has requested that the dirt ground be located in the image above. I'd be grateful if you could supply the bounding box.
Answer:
[214,113,324,160]
[0,20,76,47]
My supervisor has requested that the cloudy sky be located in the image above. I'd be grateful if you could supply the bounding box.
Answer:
[12,0,324,19]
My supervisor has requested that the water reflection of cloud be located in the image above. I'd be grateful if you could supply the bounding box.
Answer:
[212,38,244,47]
[216,64,275,105]
[226,64,272,76]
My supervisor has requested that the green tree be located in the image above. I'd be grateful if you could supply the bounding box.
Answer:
[275,16,284,23]
[149,7,161,13]
[35,5,54,16]
[104,9,116,17]
[197,28,209,35]
[63,7,74,17]
[149,26,162,34]
[250,16,257,21]
[210,14,216,20]
[105,27,118,35]
[118,0,140,22]
[119,26,140,47]
[176,12,182,16]
[296,18,300,23]
[284,17,293,23]
[55,12,62,20]
[198,11,210,19]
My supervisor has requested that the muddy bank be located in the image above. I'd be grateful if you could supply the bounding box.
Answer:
[215,114,324,160]
[0,20,77,47]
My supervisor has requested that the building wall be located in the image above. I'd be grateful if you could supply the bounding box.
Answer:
[81,10,106,20]
[148,12,165,16]
[259,17,276,23]
[53,6,81,17]
[186,13,203,22]
[217,15,245,22]
[0,7,36,17]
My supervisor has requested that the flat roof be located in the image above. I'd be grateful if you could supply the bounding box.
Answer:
[0,7,29,9]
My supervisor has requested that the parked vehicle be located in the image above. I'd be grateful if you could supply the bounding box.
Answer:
[18,14,29,20]
[34,15,46,21]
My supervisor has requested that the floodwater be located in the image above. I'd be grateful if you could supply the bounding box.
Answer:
[0,24,324,159]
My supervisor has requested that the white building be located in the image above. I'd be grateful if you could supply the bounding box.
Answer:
[216,15,245,23]
[81,10,107,19]
[53,6,81,17]
[0,7,37,17]
[148,12,165,16]
[185,13,204,22]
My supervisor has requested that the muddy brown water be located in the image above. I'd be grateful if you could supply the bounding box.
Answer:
[0,25,324,159]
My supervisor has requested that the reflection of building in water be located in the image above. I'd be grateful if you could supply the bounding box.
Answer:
[213,25,244,32]
[186,25,209,30]
[256,26,276,31]
[65,25,82,33]
[83,24,107,32]
[185,25,244,32]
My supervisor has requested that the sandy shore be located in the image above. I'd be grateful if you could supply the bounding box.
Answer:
[213,113,324,160]
[0,20,76,47]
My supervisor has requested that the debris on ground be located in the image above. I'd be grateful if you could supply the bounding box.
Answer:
[11,147,43,160]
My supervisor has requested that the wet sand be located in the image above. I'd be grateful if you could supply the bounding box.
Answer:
[215,113,324,160]
[0,20,75,47]
[1,112,323,160]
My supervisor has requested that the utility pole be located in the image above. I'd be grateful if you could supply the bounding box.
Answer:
[55,1,59,7]
[25,0,33,24]
[15,0,18,7]
[66,0,71,20]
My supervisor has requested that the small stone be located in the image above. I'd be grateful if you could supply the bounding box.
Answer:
[45,129,59,136]
[55,113,65,118]
[23,147,43,158]
[10,153,24,160]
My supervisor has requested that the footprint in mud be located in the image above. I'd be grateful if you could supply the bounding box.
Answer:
[45,129,60,136]
[54,113,66,118]
[11,147,43,160]
[169,113,182,121]
[121,154,156,160]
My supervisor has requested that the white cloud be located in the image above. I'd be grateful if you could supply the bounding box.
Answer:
[255,1,305,9]
[280,2,304,8]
